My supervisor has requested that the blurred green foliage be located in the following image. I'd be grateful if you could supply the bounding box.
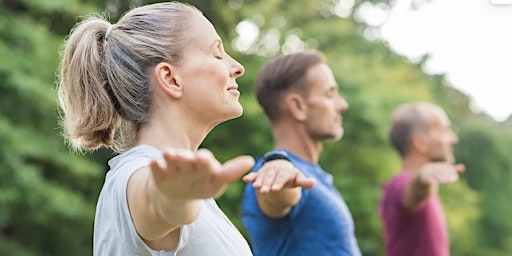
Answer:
[0,0,511,255]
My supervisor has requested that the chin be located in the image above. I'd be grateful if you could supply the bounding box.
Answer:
[323,130,344,142]
[226,105,243,119]
[333,128,344,140]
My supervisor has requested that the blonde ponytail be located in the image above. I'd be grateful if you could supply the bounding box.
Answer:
[58,16,120,151]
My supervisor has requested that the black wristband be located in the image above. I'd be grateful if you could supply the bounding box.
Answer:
[262,150,290,164]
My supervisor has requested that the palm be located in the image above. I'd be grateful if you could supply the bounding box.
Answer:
[243,160,315,193]
[150,148,254,199]
[422,163,465,185]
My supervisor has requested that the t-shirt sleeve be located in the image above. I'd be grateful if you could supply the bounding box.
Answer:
[383,173,412,212]
[386,173,430,215]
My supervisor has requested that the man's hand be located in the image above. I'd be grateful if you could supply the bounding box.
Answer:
[243,159,315,218]
[418,162,465,186]
[242,159,315,193]
[404,162,465,210]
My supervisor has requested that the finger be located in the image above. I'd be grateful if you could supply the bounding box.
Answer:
[251,174,264,189]
[242,172,257,183]
[269,171,298,192]
[162,148,182,172]
[437,167,459,183]
[252,170,273,193]
[251,167,270,189]
[149,159,167,180]
[196,148,215,159]
[149,159,162,172]
[293,177,316,189]
[195,148,222,172]
[454,164,466,174]
[163,148,206,174]
[445,171,459,183]
[448,165,462,181]
[259,168,281,193]
[174,148,197,162]
[216,155,255,184]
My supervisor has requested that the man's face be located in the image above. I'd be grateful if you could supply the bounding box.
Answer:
[303,63,349,142]
[423,110,459,163]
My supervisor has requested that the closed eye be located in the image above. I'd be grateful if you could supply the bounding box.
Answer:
[209,39,225,60]
[326,88,337,98]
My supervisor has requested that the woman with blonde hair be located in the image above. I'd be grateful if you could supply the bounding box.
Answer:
[58,2,255,255]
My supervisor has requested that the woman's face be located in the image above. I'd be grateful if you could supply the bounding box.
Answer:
[173,12,245,127]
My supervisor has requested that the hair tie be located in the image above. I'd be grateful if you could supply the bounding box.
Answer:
[105,24,114,41]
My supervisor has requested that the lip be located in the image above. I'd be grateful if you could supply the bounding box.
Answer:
[227,86,240,96]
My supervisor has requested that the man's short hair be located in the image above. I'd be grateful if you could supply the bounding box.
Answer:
[255,50,326,123]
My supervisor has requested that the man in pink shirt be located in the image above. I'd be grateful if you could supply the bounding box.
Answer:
[378,102,465,256]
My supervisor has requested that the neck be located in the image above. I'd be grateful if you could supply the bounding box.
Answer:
[401,153,429,173]
[272,120,322,164]
[136,108,211,152]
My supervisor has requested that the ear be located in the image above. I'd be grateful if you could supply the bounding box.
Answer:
[411,132,429,154]
[284,93,307,122]
[153,62,182,99]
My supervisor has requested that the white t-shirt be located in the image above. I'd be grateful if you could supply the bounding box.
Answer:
[93,145,252,256]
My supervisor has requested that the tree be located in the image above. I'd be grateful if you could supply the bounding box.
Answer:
[0,0,104,255]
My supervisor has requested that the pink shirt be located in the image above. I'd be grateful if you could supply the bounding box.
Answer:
[378,171,449,256]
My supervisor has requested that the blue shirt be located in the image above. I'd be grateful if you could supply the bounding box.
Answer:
[242,150,361,256]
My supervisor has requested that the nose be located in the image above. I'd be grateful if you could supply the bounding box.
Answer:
[451,131,459,144]
[230,56,245,78]
[337,95,349,113]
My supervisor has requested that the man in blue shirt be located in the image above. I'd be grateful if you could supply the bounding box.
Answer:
[242,50,361,256]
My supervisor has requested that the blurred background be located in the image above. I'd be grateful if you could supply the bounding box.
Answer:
[1,0,511,255]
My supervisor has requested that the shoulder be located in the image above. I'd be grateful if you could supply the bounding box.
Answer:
[382,171,413,197]
[387,171,412,186]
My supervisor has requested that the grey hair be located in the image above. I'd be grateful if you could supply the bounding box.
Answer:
[389,102,439,156]
[57,2,201,152]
